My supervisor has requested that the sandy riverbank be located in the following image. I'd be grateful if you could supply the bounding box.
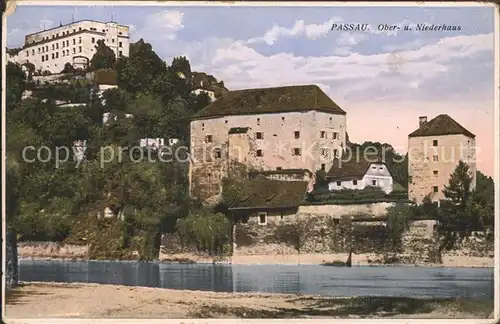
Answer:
[5,282,494,319]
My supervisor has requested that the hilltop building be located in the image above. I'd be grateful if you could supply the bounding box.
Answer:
[7,19,130,74]
[189,72,229,101]
[408,114,476,203]
[189,84,347,201]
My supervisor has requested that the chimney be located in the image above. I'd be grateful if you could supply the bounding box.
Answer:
[419,116,427,128]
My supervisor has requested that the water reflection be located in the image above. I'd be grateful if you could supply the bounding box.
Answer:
[19,260,494,300]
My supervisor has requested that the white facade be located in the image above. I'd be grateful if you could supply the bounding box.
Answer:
[328,163,394,194]
[8,20,130,74]
[139,138,165,149]
[73,140,87,162]
[190,110,347,174]
[191,88,216,102]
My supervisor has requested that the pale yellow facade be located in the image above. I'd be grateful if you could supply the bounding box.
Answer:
[408,133,476,203]
[189,110,347,200]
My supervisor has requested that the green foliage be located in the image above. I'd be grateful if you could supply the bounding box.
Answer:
[432,162,494,262]
[385,203,410,254]
[6,62,26,109]
[175,209,231,255]
[309,187,408,204]
[443,161,473,204]
[90,40,117,71]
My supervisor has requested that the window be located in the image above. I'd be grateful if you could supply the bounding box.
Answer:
[293,148,301,156]
[79,27,82,31]
[66,40,69,46]
[281,116,285,122]
[119,51,122,56]
[38,48,40,53]
[41,56,45,62]
[56,43,59,49]
[333,132,338,140]
[32,49,34,55]
[73,39,76,45]
[51,53,54,59]
[56,33,59,37]
[433,186,439,193]
[73,48,76,54]
[79,46,82,53]
[45,45,48,51]
[372,180,377,186]
[433,155,438,162]
[333,149,338,157]
[66,50,69,55]
[320,131,325,138]
[102,29,105,32]
[258,213,267,225]
[55,52,58,58]
[62,41,65,48]
[92,37,95,43]
[280,213,284,221]
[79,37,82,44]
[256,149,263,157]
[321,164,326,171]
[353,180,358,185]
[45,54,48,60]
[257,118,260,125]
[255,132,263,140]
[294,131,300,139]
[119,41,123,47]
[433,170,438,175]
[321,148,328,156]
[73,29,76,33]
[119,32,123,35]
[62,51,65,57]
[433,140,438,146]
[112,39,115,43]
[214,149,221,159]
[205,135,213,143]
[52,44,54,50]
[336,181,341,186]
[26,51,29,57]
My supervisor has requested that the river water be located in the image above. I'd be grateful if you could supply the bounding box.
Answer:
[19,259,494,299]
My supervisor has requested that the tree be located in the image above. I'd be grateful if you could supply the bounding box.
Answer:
[61,62,76,74]
[385,203,410,258]
[433,162,485,263]
[90,40,117,71]
[6,62,26,109]
[443,161,473,205]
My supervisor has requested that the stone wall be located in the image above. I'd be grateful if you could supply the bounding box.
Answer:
[298,202,394,218]
[18,242,89,259]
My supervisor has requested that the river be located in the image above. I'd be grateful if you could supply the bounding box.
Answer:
[19,259,494,299]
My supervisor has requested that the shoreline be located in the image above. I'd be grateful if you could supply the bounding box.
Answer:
[5,282,494,319]
[18,254,495,268]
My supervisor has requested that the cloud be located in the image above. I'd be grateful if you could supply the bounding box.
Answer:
[247,17,342,45]
[135,10,184,41]
[195,32,493,103]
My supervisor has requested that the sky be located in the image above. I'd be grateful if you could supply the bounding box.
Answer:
[6,3,496,176]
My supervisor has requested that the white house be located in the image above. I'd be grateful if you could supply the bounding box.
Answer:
[7,19,130,74]
[326,154,394,194]
[139,138,165,150]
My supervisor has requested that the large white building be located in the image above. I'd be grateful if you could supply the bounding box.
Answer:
[8,20,130,74]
